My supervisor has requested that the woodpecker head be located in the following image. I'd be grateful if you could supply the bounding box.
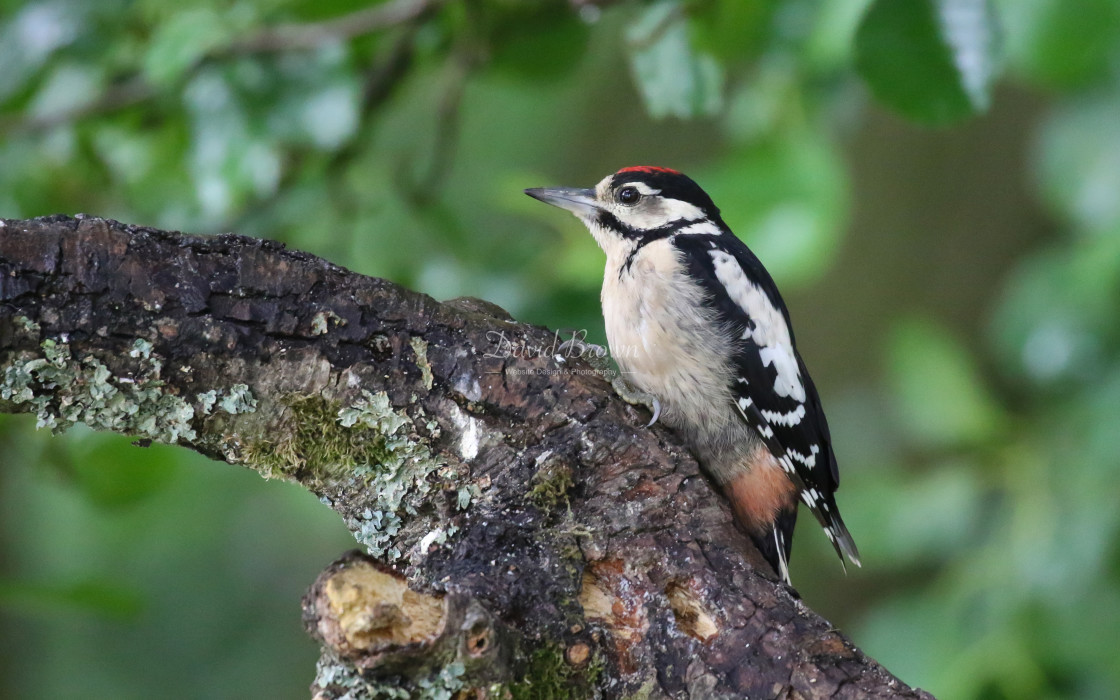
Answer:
[526,166,725,257]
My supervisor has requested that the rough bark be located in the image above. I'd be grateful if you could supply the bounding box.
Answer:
[0,215,933,700]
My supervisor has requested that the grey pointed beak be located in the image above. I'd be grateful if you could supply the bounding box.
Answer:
[524,187,599,217]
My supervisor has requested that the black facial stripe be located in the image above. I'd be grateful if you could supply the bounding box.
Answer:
[597,211,699,241]
[612,216,703,278]
[596,210,642,240]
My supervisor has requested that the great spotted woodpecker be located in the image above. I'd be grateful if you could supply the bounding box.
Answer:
[526,166,860,584]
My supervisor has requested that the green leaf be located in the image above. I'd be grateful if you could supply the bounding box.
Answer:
[627,0,724,119]
[857,593,964,694]
[143,8,233,86]
[855,0,1002,125]
[688,0,777,63]
[1035,95,1120,232]
[996,0,1120,89]
[803,0,876,70]
[488,5,590,82]
[989,236,1120,385]
[0,3,81,103]
[887,317,1005,448]
[27,63,104,120]
[183,68,283,220]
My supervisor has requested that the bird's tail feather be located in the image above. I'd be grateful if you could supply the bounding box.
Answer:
[749,506,797,585]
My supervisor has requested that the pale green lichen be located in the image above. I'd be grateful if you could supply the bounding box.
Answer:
[346,391,441,559]
[416,662,466,699]
[457,485,473,511]
[312,644,601,700]
[197,389,218,415]
[311,309,346,336]
[129,338,153,359]
[312,657,465,700]
[0,336,256,445]
[218,383,257,414]
[242,390,448,561]
[409,336,434,390]
[14,316,40,334]
[339,390,410,433]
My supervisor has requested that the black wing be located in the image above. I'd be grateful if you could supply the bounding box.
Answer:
[674,233,860,568]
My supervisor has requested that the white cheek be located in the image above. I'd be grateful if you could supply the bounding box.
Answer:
[613,197,706,230]
[617,207,669,230]
[659,198,706,221]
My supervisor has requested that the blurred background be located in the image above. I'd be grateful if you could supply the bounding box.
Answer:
[1,0,1119,697]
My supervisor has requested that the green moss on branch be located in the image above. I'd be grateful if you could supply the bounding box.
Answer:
[242,390,454,561]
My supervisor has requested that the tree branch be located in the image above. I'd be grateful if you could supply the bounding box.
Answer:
[229,0,442,54]
[0,215,933,699]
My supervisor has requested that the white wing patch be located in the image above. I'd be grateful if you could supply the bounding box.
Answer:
[758,347,805,401]
[760,405,805,426]
[676,220,723,236]
[786,443,820,468]
[709,250,806,403]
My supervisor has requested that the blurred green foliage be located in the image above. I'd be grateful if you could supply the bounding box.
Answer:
[855,0,1001,125]
[1,0,1119,698]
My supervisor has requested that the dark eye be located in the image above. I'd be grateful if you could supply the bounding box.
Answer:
[617,187,641,205]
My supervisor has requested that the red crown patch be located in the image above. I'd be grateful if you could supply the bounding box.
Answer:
[616,165,681,176]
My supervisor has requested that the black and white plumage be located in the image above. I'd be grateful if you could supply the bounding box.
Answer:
[526,166,859,584]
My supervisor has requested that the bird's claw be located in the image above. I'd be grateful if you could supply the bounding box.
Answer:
[611,375,661,427]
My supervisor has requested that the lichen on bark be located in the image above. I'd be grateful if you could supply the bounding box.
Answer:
[0,328,256,444]
[240,389,460,560]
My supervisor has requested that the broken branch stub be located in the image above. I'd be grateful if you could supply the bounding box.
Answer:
[303,550,509,685]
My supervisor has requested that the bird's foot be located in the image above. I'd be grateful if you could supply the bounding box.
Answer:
[610,375,661,428]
